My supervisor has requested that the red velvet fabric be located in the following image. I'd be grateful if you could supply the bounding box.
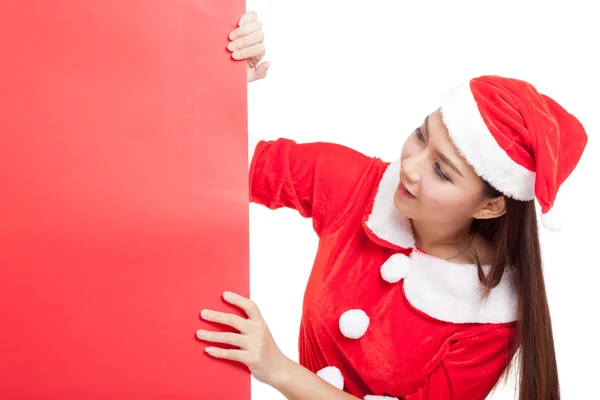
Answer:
[471,76,587,213]
[249,138,517,399]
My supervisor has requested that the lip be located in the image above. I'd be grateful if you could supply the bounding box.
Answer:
[397,181,417,199]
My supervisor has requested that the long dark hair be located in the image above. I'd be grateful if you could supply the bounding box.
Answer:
[471,181,560,400]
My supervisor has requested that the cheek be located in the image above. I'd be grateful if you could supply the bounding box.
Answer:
[400,137,417,161]
[418,181,476,217]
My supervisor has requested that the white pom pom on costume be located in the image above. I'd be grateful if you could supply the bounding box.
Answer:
[380,253,411,283]
[339,309,370,339]
[364,396,399,400]
[541,207,563,231]
[316,366,344,390]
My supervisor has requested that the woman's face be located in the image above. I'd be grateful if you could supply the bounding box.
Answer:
[394,109,496,224]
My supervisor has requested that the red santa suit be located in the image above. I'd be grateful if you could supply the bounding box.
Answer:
[249,137,517,399]
[248,76,587,399]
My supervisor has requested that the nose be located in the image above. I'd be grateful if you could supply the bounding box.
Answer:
[400,157,421,184]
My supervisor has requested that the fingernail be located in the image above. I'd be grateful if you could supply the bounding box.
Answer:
[229,32,237,40]
[196,329,206,338]
[227,42,237,51]
[223,291,233,300]
[205,347,215,353]
[201,310,210,318]
[232,51,241,59]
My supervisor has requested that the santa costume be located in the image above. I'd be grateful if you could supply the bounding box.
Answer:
[248,76,587,399]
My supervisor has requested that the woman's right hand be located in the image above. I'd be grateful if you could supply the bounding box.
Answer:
[228,11,270,83]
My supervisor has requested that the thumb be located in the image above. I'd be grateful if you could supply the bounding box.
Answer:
[254,61,271,80]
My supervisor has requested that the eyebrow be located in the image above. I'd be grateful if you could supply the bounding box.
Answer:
[422,115,465,178]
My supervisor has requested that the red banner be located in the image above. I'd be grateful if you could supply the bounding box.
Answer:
[0,1,249,398]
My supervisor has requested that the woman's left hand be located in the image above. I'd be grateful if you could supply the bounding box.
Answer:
[228,11,270,83]
[197,292,289,386]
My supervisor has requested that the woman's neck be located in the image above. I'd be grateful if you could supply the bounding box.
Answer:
[410,218,475,262]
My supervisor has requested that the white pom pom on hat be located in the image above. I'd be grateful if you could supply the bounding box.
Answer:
[440,75,588,231]
[540,206,563,232]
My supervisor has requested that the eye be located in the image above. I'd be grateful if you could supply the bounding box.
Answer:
[434,162,451,181]
[414,127,425,142]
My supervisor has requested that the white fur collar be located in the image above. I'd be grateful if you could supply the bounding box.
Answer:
[363,159,414,249]
[364,159,517,324]
[405,251,517,323]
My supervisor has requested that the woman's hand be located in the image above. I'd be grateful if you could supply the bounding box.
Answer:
[228,11,271,83]
[197,291,289,387]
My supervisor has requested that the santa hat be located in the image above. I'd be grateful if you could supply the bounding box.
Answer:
[439,75,588,231]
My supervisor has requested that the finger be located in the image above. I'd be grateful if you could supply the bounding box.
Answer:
[247,67,259,83]
[228,30,264,52]
[229,19,262,40]
[223,292,263,321]
[238,10,258,26]
[247,62,270,83]
[200,309,249,332]
[254,62,271,79]
[205,346,247,363]
[196,329,246,348]
[232,43,265,61]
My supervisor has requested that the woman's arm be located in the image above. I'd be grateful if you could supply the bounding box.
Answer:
[229,12,375,236]
[274,358,362,400]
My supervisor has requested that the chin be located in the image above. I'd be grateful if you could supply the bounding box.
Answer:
[393,191,413,217]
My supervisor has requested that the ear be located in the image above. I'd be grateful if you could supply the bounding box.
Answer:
[474,196,506,220]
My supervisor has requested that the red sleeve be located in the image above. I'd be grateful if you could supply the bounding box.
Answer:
[402,325,517,400]
[249,137,374,236]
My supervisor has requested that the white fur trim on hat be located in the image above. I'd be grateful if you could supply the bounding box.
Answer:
[364,396,399,400]
[339,309,370,339]
[440,82,536,201]
[380,253,411,283]
[316,366,344,390]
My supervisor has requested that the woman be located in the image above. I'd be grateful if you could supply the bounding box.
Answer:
[196,11,588,400]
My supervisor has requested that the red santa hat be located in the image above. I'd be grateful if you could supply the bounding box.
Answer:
[439,75,588,231]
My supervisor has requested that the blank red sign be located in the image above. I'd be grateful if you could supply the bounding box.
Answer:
[0,1,250,398]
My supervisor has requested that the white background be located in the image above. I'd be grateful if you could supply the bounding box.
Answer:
[246,1,600,398]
